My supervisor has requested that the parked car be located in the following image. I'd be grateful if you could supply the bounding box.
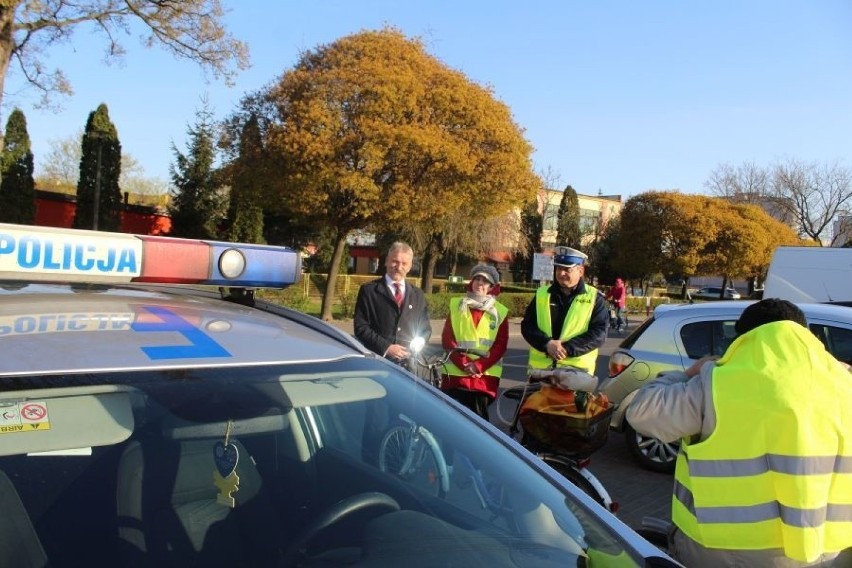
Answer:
[0,223,680,567]
[691,286,741,300]
[599,301,852,473]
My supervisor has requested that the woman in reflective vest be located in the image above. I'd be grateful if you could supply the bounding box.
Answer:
[441,263,509,420]
[520,246,609,375]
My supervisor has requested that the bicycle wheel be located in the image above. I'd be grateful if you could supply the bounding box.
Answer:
[378,426,445,497]
[494,384,527,427]
[541,455,613,512]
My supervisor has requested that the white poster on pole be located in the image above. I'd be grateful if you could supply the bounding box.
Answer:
[532,253,553,282]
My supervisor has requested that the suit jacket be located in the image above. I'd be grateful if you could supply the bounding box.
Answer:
[354,277,431,357]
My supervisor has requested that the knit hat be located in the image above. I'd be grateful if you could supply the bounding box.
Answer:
[470,263,499,285]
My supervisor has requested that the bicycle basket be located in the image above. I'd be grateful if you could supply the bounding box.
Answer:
[518,386,614,457]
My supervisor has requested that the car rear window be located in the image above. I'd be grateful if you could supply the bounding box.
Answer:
[809,324,852,365]
[617,316,656,349]
[679,320,737,359]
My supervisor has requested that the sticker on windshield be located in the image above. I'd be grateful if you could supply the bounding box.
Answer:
[0,401,51,433]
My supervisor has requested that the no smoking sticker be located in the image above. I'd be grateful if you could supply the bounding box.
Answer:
[0,401,50,433]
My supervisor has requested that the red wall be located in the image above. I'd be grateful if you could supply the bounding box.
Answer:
[34,190,171,235]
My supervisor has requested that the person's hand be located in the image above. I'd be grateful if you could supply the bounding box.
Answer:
[463,362,479,375]
[685,354,718,378]
[386,344,410,362]
[546,339,567,361]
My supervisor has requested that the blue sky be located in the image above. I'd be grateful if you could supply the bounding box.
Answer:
[3,1,852,198]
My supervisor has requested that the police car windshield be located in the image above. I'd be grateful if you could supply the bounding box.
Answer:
[0,358,645,567]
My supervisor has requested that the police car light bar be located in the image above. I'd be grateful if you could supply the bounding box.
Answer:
[0,224,301,288]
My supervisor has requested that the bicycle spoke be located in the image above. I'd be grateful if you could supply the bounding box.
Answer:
[379,427,412,476]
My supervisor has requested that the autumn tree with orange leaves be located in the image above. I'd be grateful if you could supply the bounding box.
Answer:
[251,28,538,320]
[615,191,802,293]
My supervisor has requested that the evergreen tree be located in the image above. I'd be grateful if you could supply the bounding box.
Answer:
[226,114,265,243]
[555,184,582,248]
[169,102,226,239]
[0,109,36,224]
[73,104,122,231]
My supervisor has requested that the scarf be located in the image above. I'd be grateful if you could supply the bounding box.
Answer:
[459,291,499,322]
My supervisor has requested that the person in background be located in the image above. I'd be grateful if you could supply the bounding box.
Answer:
[626,298,852,567]
[606,277,627,332]
[521,246,609,375]
[440,263,509,420]
[354,241,431,363]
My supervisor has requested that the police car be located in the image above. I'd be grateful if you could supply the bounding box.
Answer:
[0,224,680,567]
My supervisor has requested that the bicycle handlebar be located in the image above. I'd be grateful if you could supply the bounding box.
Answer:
[528,367,600,393]
[410,346,489,370]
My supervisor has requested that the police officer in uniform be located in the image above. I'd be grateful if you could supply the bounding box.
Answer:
[521,246,609,374]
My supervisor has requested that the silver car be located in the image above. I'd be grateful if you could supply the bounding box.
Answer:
[691,286,742,300]
[599,301,852,473]
[0,223,680,567]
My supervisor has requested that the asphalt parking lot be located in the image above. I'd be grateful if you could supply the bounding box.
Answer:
[331,315,673,531]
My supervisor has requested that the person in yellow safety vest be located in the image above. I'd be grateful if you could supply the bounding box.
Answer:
[626,299,852,567]
[520,246,609,375]
[441,263,509,420]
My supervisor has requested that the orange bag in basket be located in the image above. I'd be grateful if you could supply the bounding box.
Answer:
[519,385,613,456]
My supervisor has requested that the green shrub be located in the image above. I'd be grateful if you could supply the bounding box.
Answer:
[260,287,311,313]
[424,292,534,320]
[499,293,535,317]
[338,291,357,319]
[426,293,455,320]
[625,296,672,314]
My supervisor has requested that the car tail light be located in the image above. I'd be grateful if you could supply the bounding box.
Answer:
[608,352,635,377]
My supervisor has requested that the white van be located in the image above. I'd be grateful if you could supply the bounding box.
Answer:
[763,246,852,304]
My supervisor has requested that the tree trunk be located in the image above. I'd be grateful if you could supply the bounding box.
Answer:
[720,275,729,299]
[320,231,348,321]
[419,236,440,295]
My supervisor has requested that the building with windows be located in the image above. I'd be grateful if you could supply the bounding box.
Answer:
[539,188,623,249]
[833,213,852,247]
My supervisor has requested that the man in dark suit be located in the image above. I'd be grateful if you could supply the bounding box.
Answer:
[354,241,431,362]
[354,242,432,465]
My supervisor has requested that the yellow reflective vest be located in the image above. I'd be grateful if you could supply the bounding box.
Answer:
[527,285,598,373]
[444,297,508,377]
[672,321,852,563]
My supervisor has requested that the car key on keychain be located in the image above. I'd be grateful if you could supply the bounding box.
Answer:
[213,420,240,507]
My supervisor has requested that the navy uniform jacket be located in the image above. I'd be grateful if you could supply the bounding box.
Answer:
[354,277,431,357]
[520,280,609,358]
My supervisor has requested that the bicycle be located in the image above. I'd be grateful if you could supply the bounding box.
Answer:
[381,342,504,507]
[609,300,629,333]
[495,367,618,514]
[378,412,450,497]
[377,412,512,520]
[404,336,487,389]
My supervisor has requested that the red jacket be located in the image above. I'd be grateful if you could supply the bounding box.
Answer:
[440,292,509,399]
[606,279,627,308]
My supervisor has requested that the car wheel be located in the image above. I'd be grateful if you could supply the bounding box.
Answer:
[625,422,678,473]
